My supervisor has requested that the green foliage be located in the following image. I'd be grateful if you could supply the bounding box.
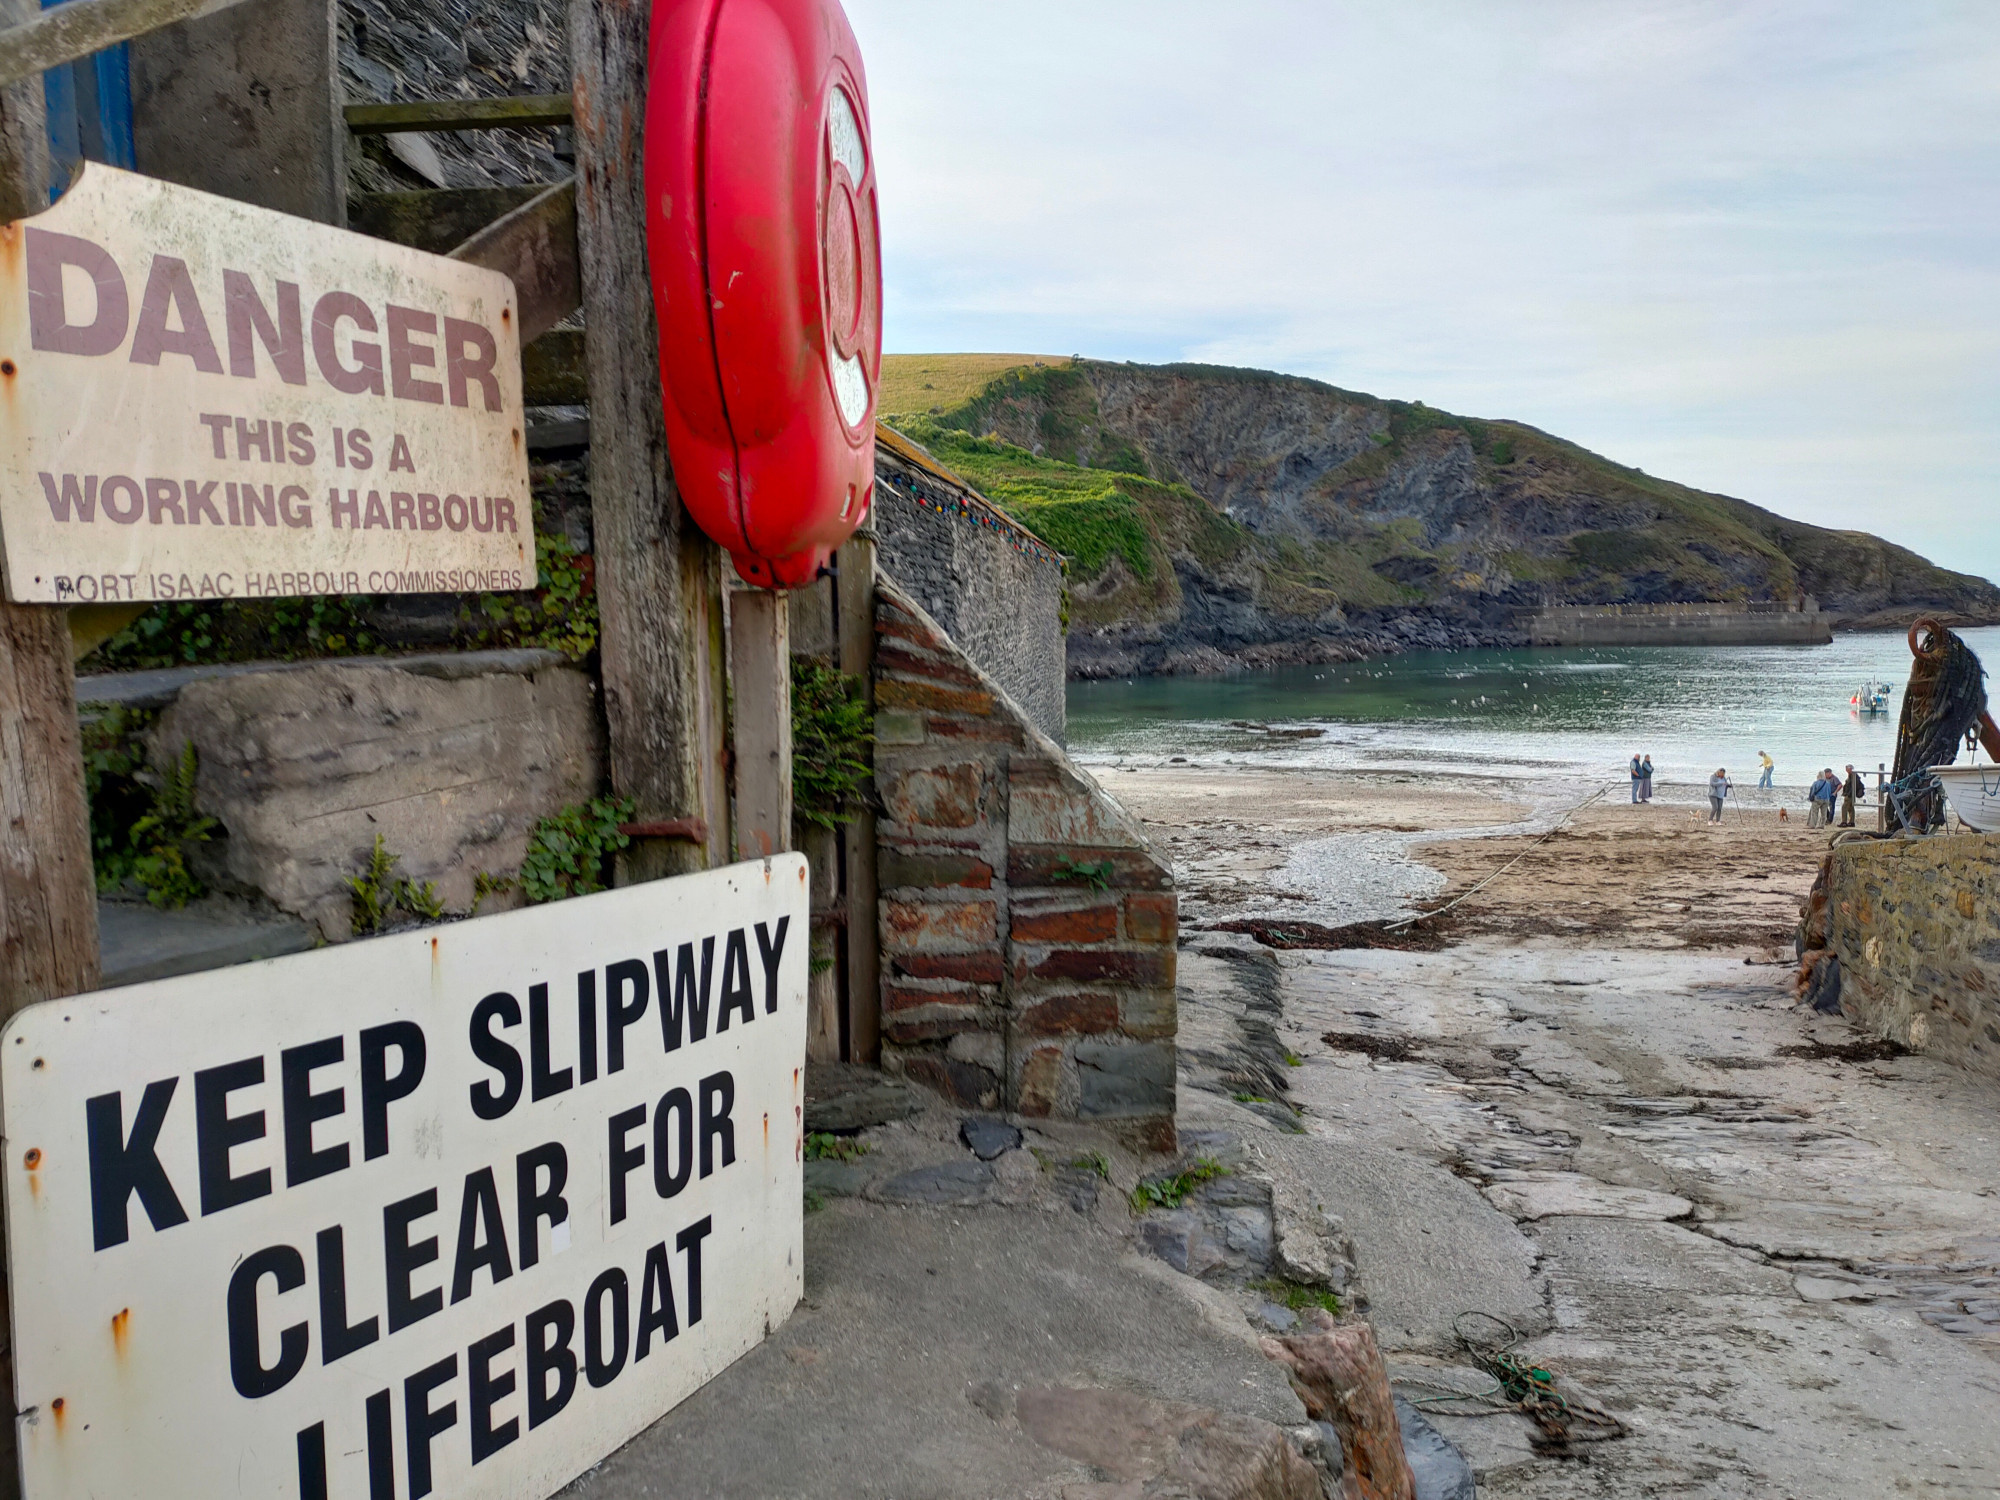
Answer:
[471,871,516,913]
[1282,1046,1305,1067]
[1052,857,1115,891]
[792,659,873,830]
[81,706,157,892]
[474,530,599,660]
[348,834,445,935]
[521,796,635,903]
[804,1133,870,1163]
[124,742,219,909]
[1250,1278,1342,1317]
[1070,1150,1111,1180]
[1129,1157,1227,1213]
[803,1187,828,1214]
[1489,437,1515,465]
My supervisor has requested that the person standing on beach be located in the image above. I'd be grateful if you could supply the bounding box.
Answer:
[1709,768,1731,822]
[1630,754,1644,803]
[1641,755,1655,802]
[1758,751,1775,790]
[1840,764,1865,828]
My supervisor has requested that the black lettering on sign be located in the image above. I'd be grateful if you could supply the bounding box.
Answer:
[86,1079,189,1250]
[470,992,524,1120]
[317,1224,380,1364]
[196,1055,271,1215]
[525,1300,577,1429]
[366,1388,396,1500]
[607,1106,647,1224]
[296,1422,329,1500]
[451,1167,514,1303]
[635,1241,679,1358]
[677,1216,713,1326]
[605,958,650,1072]
[653,936,715,1051]
[515,1142,568,1270]
[716,929,754,1032]
[576,970,598,1086]
[529,983,572,1102]
[281,1035,349,1187]
[584,1268,630,1388]
[227,1243,308,1398]
[360,1021,426,1159]
[404,1353,458,1499]
[756,917,791,1013]
[700,1071,736,1178]
[468,1325,519,1463]
[384,1189,443,1332]
[652,1087,693,1199]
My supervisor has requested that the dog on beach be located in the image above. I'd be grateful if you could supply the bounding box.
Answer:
[1778,807,1789,822]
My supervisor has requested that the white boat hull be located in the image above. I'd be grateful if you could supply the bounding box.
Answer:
[1929,765,2000,832]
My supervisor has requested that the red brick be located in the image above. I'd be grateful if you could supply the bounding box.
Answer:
[883,898,997,952]
[1018,992,1118,1036]
[926,718,1023,746]
[895,951,1007,983]
[875,643,986,689]
[1025,948,1174,986]
[1009,846,1172,891]
[875,607,948,651]
[1011,902,1119,943]
[876,678,994,717]
[881,762,986,830]
[883,1012,981,1044]
[884,983,981,1013]
[1124,893,1179,944]
[877,849,995,890]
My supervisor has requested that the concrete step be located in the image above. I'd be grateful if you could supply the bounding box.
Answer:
[99,899,315,989]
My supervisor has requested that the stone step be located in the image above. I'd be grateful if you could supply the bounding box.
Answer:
[98,900,315,990]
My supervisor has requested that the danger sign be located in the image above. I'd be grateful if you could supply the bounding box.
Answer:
[0,858,807,1498]
[0,162,534,605]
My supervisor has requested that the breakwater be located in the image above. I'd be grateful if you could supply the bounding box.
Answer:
[1522,600,1832,647]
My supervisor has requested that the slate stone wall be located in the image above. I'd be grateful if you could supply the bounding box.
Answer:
[871,579,1176,1150]
[873,430,1068,746]
[1821,833,2000,1077]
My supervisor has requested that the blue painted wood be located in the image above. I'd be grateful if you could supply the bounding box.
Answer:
[41,0,135,200]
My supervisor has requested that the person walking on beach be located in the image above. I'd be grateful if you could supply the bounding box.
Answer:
[1840,764,1865,828]
[1758,751,1775,790]
[1809,768,1837,828]
[1709,768,1731,822]
[1630,754,1644,804]
[1641,755,1655,802]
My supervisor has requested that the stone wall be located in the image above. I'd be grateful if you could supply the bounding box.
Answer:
[127,650,605,939]
[871,579,1176,1150]
[873,424,1069,746]
[1815,833,2000,1077]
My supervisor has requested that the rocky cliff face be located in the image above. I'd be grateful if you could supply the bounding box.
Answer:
[903,360,2000,676]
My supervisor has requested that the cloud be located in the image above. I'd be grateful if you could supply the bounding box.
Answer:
[845,0,2000,583]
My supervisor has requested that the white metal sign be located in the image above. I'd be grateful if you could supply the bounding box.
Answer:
[0,161,534,604]
[1,857,807,1499]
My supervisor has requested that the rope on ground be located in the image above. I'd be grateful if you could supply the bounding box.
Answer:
[1384,783,1615,932]
[1393,1313,1626,1448]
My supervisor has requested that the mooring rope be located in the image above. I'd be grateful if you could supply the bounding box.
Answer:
[1385,783,1614,932]
[1889,619,1989,831]
[1394,1313,1626,1446]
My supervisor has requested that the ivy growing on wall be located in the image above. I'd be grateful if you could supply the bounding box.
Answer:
[791,658,873,830]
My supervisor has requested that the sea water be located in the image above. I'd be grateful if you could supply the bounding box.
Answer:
[1066,625,2000,804]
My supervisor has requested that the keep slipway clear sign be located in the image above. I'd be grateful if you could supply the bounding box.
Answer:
[1,858,807,1499]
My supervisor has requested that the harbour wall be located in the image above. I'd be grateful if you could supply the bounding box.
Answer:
[1808,833,2000,1080]
[1523,601,1833,647]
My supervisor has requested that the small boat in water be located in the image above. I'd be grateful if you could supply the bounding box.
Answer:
[1930,765,2000,832]
[1850,680,1892,714]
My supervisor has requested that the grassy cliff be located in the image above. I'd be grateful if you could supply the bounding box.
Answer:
[880,356,2000,673]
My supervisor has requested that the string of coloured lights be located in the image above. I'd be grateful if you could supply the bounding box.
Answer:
[877,463,1065,569]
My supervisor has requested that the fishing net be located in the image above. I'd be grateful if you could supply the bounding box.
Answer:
[1888,621,1988,831]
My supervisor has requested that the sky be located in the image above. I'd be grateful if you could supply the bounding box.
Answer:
[842,1,2000,586]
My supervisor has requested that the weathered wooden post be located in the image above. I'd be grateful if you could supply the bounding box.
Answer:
[570,0,731,879]
[0,11,96,1490]
[836,531,880,1061]
[731,587,794,858]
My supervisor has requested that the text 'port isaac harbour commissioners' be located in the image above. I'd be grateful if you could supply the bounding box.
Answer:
[0,162,534,605]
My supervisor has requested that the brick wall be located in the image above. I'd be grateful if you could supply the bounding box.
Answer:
[872,579,1176,1150]
[1816,833,2000,1077]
